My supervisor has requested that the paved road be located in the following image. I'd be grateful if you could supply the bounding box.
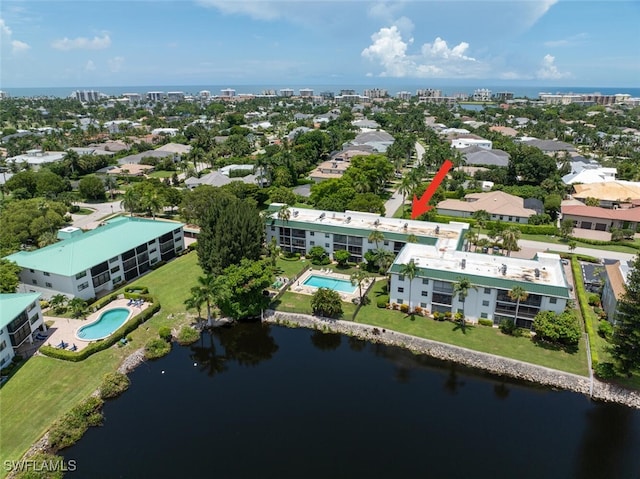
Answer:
[518,238,636,263]
[71,200,124,230]
[383,141,424,217]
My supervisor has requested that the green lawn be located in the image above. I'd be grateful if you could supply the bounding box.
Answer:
[520,233,638,254]
[147,170,175,179]
[274,258,308,279]
[74,207,94,215]
[351,280,589,376]
[0,252,203,477]
[271,291,357,319]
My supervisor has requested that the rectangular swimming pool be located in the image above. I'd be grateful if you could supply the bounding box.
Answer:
[303,275,357,294]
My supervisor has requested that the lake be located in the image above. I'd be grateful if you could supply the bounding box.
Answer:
[63,322,640,479]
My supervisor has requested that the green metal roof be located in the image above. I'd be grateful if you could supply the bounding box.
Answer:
[388,265,570,299]
[4,217,184,277]
[271,218,438,246]
[0,292,41,329]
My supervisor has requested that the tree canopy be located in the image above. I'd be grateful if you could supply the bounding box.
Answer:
[215,259,274,320]
[0,259,21,293]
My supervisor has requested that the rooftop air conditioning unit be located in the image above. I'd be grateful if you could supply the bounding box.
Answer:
[461,259,466,269]
[319,212,325,220]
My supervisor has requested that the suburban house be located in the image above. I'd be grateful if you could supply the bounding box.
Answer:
[459,146,510,167]
[562,158,616,185]
[436,191,538,223]
[4,217,185,300]
[572,181,640,208]
[6,149,67,169]
[561,204,640,232]
[388,244,570,328]
[450,136,493,150]
[601,261,630,323]
[265,204,468,264]
[184,165,268,189]
[346,130,395,153]
[0,293,45,367]
[310,159,351,182]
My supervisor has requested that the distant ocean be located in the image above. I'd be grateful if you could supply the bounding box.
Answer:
[1,84,639,99]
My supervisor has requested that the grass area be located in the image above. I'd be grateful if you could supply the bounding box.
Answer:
[392,203,408,218]
[0,252,202,477]
[520,233,638,254]
[351,280,589,376]
[271,291,357,319]
[74,207,94,215]
[274,257,308,279]
[147,170,175,179]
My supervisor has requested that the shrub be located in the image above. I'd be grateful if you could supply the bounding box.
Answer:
[444,311,452,320]
[145,338,171,359]
[499,319,517,335]
[432,311,441,321]
[158,326,172,341]
[282,252,300,260]
[13,452,68,479]
[598,319,613,340]
[400,304,409,313]
[594,362,618,380]
[99,372,130,399]
[177,325,200,345]
[48,396,104,451]
[188,241,198,252]
[391,303,399,310]
[376,295,389,308]
[414,305,423,315]
[478,318,494,327]
[588,293,601,307]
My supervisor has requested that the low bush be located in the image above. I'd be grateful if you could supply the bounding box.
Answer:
[177,325,200,345]
[598,319,613,340]
[499,319,517,335]
[99,372,130,399]
[124,286,149,294]
[478,319,494,327]
[400,304,409,313]
[158,326,172,341]
[588,293,601,307]
[13,452,68,479]
[145,338,171,359]
[376,295,389,308]
[48,396,104,451]
[187,242,198,252]
[594,362,618,380]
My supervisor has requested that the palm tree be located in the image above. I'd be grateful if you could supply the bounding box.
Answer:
[398,175,416,215]
[103,175,118,200]
[350,270,370,305]
[453,276,476,326]
[266,237,281,267]
[399,259,418,312]
[142,190,163,220]
[121,188,141,217]
[368,229,385,250]
[472,209,490,235]
[464,230,478,251]
[68,297,88,319]
[406,234,418,243]
[191,274,218,327]
[184,295,204,325]
[277,204,291,222]
[501,226,521,257]
[374,249,396,274]
[49,294,68,315]
[508,286,529,324]
[38,231,58,248]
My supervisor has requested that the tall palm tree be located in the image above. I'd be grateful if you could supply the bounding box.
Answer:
[277,204,291,222]
[368,229,385,250]
[399,259,418,312]
[508,286,529,324]
[406,234,418,244]
[398,175,416,215]
[350,270,370,305]
[266,237,281,267]
[453,276,476,326]
[472,209,490,235]
[501,226,521,257]
[184,295,204,325]
[142,190,163,220]
[374,249,396,275]
[191,274,218,327]
[464,230,478,252]
[121,188,141,217]
[103,175,118,200]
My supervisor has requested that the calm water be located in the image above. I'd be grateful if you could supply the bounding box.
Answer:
[63,323,640,479]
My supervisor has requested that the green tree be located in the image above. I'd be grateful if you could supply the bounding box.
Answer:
[334,249,350,267]
[501,226,521,257]
[350,270,370,305]
[472,209,490,235]
[268,186,297,205]
[103,175,118,200]
[0,259,21,293]
[78,175,106,200]
[141,189,163,220]
[568,240,577,253]
[311,287,343,318]
[560,218,574,238]
[508,286,529,323]
[307,245,329,265]
[121,187,142,216]
[533,310,581,346]
[215,259,274,320]
[399,259,418,311]
[368,229,385,250]
[0,198,67,253]
[68,297,88,319]
[277,204,291,222]
[611,255,640,376]
[453,276,476,326]
[266,237,281,267]
[49,294,69,315]
[188,274,218,326]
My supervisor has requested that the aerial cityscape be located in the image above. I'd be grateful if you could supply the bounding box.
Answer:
[1,1,640,478]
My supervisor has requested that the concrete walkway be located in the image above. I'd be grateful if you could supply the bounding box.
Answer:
[71,200,124,230]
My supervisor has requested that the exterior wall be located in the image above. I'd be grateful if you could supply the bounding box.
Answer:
[451,138,492,150]
[0,327,15,368]
[389,273,567,328]
[564,213,636,232]
[3,300,44,356]
[601,277,619,323]
[18,270,80,300]
[437,208,529,224]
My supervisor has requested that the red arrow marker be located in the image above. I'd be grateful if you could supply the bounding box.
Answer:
[411,159,454,219]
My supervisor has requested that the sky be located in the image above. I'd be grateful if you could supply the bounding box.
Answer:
[1,0,639,88]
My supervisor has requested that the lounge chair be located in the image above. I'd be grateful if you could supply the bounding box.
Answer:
[56,341,67,349]
[127,299,134,306]
[70,344,78,352]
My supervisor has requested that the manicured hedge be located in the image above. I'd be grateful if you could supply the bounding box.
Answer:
[571,257,599,366]
[568,235,640,250]
[40,300,161,362]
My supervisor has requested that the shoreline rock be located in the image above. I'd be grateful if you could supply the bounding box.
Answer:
[263,310,640,410]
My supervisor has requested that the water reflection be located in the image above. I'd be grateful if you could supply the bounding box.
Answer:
[494,383,510,400]
[310,330,341,351]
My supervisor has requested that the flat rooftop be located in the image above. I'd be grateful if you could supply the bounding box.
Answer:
[391,243,570,298]
[268,204,468,250]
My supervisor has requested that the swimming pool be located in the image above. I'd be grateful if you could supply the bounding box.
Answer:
[303,275,357,294]
[77,307,132,341]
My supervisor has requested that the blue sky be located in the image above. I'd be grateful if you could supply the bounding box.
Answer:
[1,0,639,88]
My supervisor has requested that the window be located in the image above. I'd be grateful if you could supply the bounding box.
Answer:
[398,287,404,293]
[43,272,50,277]
[76,271,87,280]
[29,314,39,325]
[310,241,315,246]
[399,275,405,281]
[421,291,428,297]
[109,256,119,264]
[481,313,488,319]
[150,248,157,254]
[148,240,155,245]
[549,297,557,304]
[325,243,330,248]
[397,299,404,305]
[383,241,389,246]
[32,279,37,285]
[484,288,491,294]
[325,233,330,238]
[420,302,427,308]
[112,276,122,284]
[422,278,429,285]
[78,281,89,291]
[270,226,275,232]
[45,282,52,288]
[310,231,315,236]
[150,258,158,264]
[110,266,120,274]
[482,300,490,307]
[0,340,6,352]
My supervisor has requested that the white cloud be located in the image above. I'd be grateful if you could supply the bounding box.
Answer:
[52,34,111,51]
[0,18,12,36]
[108,56,124,72]
[362,26,480,78]
[85,60,96,72]
[536,54,570,80]
[11,39,30,54]
[544,33,588,48]
[195,0,280,20]
[522,0,558,29]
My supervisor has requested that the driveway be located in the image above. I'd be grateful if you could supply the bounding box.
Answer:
[72,200,124,230]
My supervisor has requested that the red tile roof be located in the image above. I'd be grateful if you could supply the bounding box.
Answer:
[561,204,640,222]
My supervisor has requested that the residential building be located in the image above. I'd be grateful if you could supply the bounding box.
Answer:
[122,93,142,104]
[0,91,7,100]
[459,146,509,167]
[0,293,45,366]
[363,88,388,99]
[451,137,493,150]
[473,89,492,102]
[166,91,185,102]
[561,204,640,232]
[397,91,412,101]
[4,217,185,300]
[572,181,640,208]
[220,89,236,98]
[389,244,570,328]
[299,88,314,97]
[147,91,165,102]
[309,159,350,182]
[265,204,468,264]
[7,149,67,169]
[494,92,514,101]
[562,159,616,185]
[347,130,395,153]
[602,261,630,323]
[280,88,294,97]
[72,90,103,103]
[437,191,538,223]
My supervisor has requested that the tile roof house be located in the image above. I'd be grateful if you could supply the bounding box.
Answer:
[460,146,510,167]
[561,204,640,232]
[437,191,538,223]
[572,181,640,208]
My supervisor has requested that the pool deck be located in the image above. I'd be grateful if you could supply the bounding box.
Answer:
[32,299,149,354]
[291,268,374,302]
